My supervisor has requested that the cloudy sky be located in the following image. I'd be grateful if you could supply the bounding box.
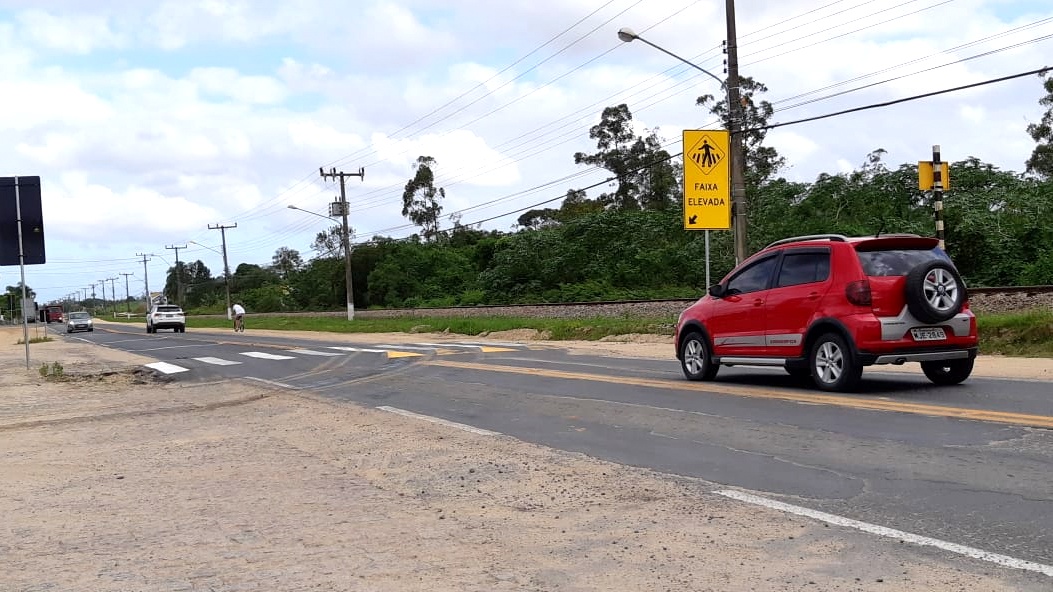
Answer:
[1,0,1050,305]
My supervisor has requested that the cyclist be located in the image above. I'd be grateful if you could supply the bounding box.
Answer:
[232,302,246,332]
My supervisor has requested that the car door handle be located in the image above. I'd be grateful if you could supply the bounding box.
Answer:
[753,298,764,307]
[807,291,821,300]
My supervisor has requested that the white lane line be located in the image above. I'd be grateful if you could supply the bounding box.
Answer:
[193,357,242,366]
[374,344,438,351]
[143,362,189,375]
[244,376,299,390]
[133,344,202,352]
[716,489,1053,577]
[240,351,296,360]
[413,342,484,349]
[456,341,526,348]
[288,349,342,357]
[328,346,386,353]
[376,406,500,436]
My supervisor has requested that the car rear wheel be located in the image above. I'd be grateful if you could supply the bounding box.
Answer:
[921,358,974,386]
[905,260,965,324]
[809,333,862,392]
[680,332,718,381]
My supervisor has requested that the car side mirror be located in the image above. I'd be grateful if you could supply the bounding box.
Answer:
[708,284,726,298]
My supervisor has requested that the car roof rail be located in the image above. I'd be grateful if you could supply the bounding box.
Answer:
[764,234,849,250]
[869,232,923,239]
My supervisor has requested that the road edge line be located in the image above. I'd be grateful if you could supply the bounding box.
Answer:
[377,406,500,436]
[715,489,1053,577]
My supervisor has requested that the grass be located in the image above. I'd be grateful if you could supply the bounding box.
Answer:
[16,335,53,345]
[181,314,679,341]
[106,308,1053,357]
[977,309,1053,357]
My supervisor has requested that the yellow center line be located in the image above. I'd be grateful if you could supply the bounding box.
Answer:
[423,360,1053,429]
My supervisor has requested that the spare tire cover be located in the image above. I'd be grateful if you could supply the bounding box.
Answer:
[904,260,965,324]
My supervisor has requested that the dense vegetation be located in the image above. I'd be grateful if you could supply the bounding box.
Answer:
[50,72,1053,315]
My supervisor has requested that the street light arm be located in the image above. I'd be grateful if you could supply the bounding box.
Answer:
[617,28,726,90]
[288,204,333,223]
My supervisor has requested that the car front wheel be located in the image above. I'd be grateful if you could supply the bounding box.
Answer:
[809,333,862,392]
[921,358,974,386]
[679,332,718,381]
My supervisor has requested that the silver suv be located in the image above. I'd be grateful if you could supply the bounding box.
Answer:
[147,304,186,333]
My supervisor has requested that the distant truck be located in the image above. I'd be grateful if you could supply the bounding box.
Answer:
[43,304,64,323]
[22,297,37,323]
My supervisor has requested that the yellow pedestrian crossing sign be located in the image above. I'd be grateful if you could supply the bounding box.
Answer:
[683,130,731,230]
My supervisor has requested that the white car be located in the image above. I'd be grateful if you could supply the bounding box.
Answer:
[66,311,94,333]
[147,304,186,333]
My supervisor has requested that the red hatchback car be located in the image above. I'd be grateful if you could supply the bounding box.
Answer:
[675,234,978,392]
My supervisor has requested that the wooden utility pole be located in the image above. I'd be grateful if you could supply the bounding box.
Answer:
[208,224,237,320]
[319,167,364,320]
[136,253,152,310]
[165,244,187,305]
[725,0,747,264]
[120,273,134,314]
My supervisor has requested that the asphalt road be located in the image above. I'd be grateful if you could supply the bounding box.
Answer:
[57,323,1053,575]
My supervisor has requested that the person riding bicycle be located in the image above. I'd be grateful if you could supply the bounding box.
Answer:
[232,302,246,332]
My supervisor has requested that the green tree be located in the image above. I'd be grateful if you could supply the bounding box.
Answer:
[1026,70,1053,178]
[271,246,304,279]
[696,76,786,187]
[402,156,445,241]
[311,225,343,256]
[573,104,679,210]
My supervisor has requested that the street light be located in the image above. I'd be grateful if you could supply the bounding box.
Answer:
[287,204,329,222]
[618,24,748,264]
[288,203,355,321]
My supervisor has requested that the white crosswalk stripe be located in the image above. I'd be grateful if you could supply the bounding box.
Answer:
[328,346,387,353]
[144,361,189,374]
[193,357,242,366]
[240,351,296,360]
[288,349,342,357]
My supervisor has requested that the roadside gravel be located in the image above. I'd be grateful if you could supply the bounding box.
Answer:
[1,326,1048,591]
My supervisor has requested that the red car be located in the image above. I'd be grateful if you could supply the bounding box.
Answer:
[675,234,978,392]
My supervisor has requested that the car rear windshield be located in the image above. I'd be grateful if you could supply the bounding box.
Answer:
[156,306,182,312]
[856,247,950,276]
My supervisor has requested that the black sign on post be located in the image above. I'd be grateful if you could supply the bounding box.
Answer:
[0,176,46,265]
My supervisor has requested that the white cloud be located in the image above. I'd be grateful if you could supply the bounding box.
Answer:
[188,68,288,105]
[15,9,126,54]
[0,0,1049,302]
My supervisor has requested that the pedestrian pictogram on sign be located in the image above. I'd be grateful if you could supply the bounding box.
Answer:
[682,130,731,230]
[687,135,726,175]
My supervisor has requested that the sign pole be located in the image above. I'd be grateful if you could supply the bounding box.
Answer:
[932,145,945,250]
[15,177,30,369]
[705,230,711,288]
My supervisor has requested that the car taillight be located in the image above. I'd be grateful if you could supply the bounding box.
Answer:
[845,280,872,307]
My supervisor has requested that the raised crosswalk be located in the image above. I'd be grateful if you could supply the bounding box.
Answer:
[141,342,523,375]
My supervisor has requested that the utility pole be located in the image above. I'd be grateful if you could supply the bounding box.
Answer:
[98,280,106,312]
[120,273,134,314]
[136,253,153,310]
[165,244,187,305]
[208,223,237,320]
[106,277,118,316]
[319,166,364,321]
[725,0,748,264]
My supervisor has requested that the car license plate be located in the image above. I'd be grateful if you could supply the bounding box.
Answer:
[911,327,946,341]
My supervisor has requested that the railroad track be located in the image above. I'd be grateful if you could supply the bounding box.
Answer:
[196,285,1051,320]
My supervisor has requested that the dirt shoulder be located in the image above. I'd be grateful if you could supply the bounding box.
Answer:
[0,325,1046,591]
